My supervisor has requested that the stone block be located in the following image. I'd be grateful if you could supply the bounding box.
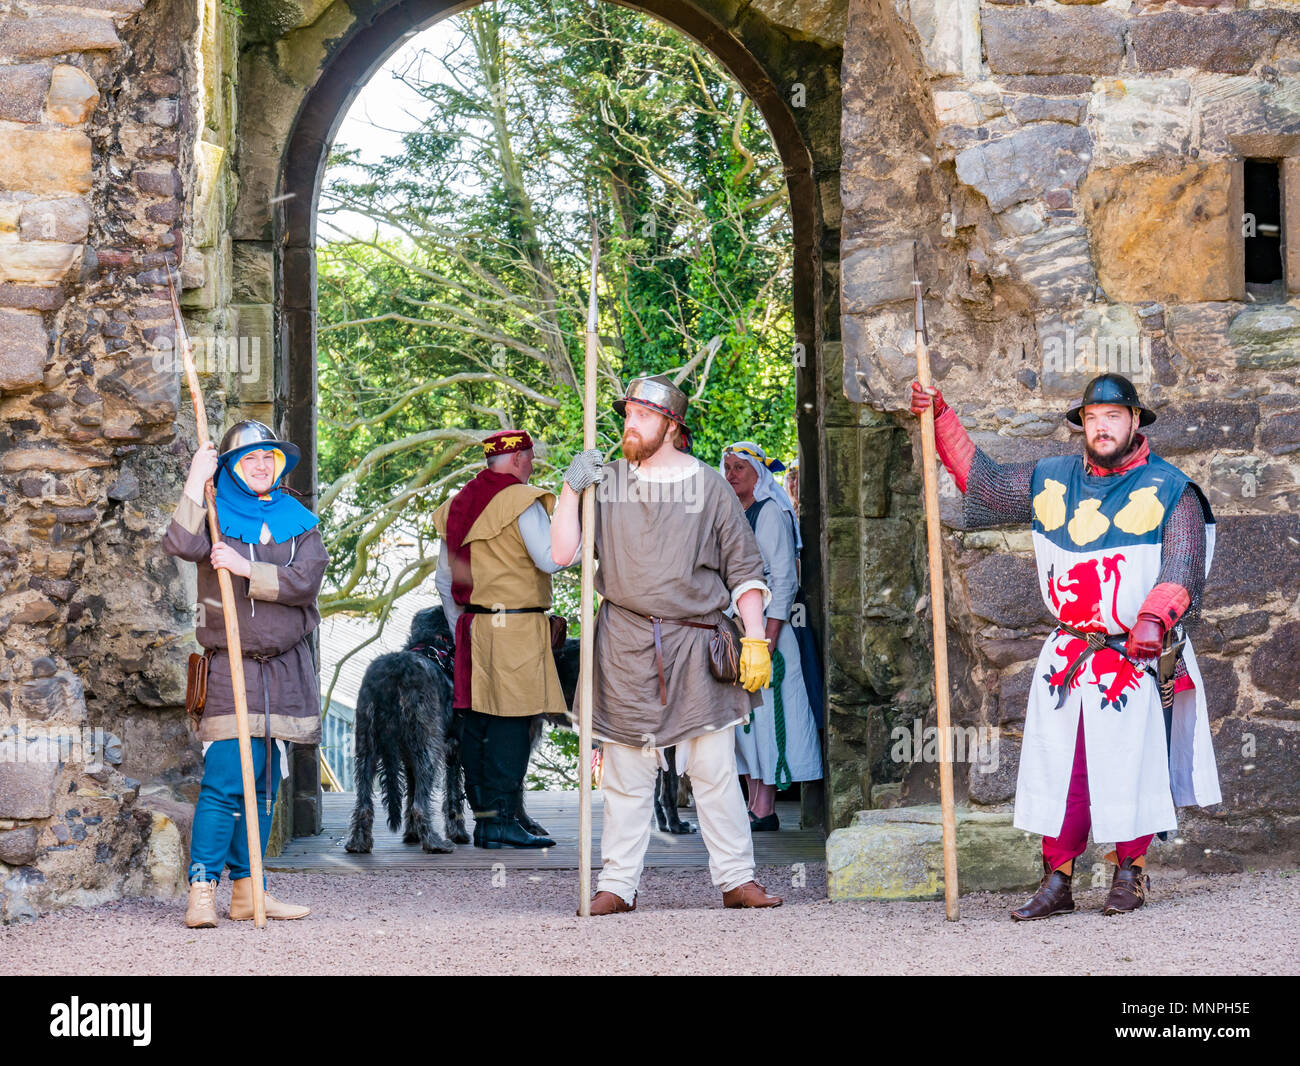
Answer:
[44,64,98,125]
[1194,653,1238,721]
[0,243,81,285]
[1,446,110,473]
[955,123,1091,212]
[1081,160,1237,304]
[982,8,1125,76]
[232,303,274,404]
[137,790,193,896]
[964,552,1052,628]
[0,282,69,311]
[980,637,1042,668]
[24,0,144,11]
[749,0,848,50]
[0,13,121,59]
[0,739,61,819]
[1087,78,1192,164]
[0,827,38,866]
[232,52,308,241]
[861,516,918,616]
[1166,302,1237,367]
[825,426,863,517]
[1203,514,1300,609]
[1037,304,1144,397]
[1131,11,1300,75]
[1249,621,1300,701]
[896,0,980,77]
[827,805,1042,900]
[0,129,92,195]
[1007,95,1086,125]
[934,87,1005,127]
[999,662,1034,724]
[968,734,1018,805]
[841,307,918,410]
[232,241,273,303]
[1194,74,1300,158]
[1260,410,1300,456]
[860,427,895,518]
[994,223,1095,307]
[1227,303,1300,370]
[0,64,51,123]
[13,670,85,722]
[18,197,89,243]
[1144,401,1258,456]
[0,310,49,391]
[1212,718,1300,817]
[841,239,914,312]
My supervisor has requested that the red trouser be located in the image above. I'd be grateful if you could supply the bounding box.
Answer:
[1042,713,1153,870]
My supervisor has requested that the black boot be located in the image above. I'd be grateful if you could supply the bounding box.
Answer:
[514,792,550,837]
[476,792,555,849]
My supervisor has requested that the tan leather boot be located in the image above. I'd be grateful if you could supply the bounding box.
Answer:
[228,877,311,921]
[185,880,218,928]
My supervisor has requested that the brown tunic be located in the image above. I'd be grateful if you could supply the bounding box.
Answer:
[590,458,768,748]
[160,493,327,744]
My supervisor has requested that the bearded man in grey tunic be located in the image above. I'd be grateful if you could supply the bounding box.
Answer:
[551,375,785,914]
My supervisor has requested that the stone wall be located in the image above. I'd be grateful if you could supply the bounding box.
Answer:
[0,0,221,918]
[836,0,1300,868]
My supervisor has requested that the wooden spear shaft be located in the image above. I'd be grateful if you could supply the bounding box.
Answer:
[913,246,960,922]
[577,220,599,917]
[168,270,268,929]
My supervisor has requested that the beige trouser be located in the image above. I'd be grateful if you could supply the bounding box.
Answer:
[596,726,754,905]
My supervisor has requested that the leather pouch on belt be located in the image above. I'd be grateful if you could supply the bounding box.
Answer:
[549,614,569,651]
[185,649,214,725]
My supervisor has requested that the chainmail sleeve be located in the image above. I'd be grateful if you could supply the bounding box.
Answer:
[1155,484,1207,625]
[963,448,1037,529]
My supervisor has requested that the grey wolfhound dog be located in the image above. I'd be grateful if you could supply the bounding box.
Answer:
[345,606,580,853]
[344,606,465,854]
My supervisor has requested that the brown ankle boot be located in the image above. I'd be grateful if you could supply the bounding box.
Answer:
[1102,856,1150,915]
[1010,859,1075,921]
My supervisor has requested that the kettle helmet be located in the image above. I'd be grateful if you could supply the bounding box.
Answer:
[1065,373,1156,427]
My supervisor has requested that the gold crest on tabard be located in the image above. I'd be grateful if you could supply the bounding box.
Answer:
[1034,478,1167,545]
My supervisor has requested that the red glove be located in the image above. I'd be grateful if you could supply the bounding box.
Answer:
[1125,614,1166,660]
[910,381,948,418]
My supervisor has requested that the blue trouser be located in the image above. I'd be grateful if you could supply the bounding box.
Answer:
[188,738,281,884]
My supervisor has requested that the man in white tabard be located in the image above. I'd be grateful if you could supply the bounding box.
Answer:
[551,375,783,914]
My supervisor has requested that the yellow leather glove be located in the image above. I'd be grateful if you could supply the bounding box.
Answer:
[739,636,772,693]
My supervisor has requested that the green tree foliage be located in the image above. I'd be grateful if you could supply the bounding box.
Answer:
[316,0,794,631]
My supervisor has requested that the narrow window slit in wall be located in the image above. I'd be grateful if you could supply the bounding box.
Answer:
[1244,158,1284,299]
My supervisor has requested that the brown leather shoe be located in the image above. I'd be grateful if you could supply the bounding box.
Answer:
[1010,860,1075,921]
[722,880,783,908]
[1102,857,1150,916]
[581,890,636,916]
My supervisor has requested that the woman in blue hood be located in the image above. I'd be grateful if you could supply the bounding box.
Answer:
[162,420,328,928]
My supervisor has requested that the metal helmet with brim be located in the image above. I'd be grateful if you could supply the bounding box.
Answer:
[1065,373,1156,427]
[216,419,301,489]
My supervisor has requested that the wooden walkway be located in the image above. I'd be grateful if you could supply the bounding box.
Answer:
[269,791,825,872]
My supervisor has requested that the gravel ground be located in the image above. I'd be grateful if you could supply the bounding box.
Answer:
[2,864,1297,976]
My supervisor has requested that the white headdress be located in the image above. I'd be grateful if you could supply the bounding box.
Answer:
[719,440,802,552]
